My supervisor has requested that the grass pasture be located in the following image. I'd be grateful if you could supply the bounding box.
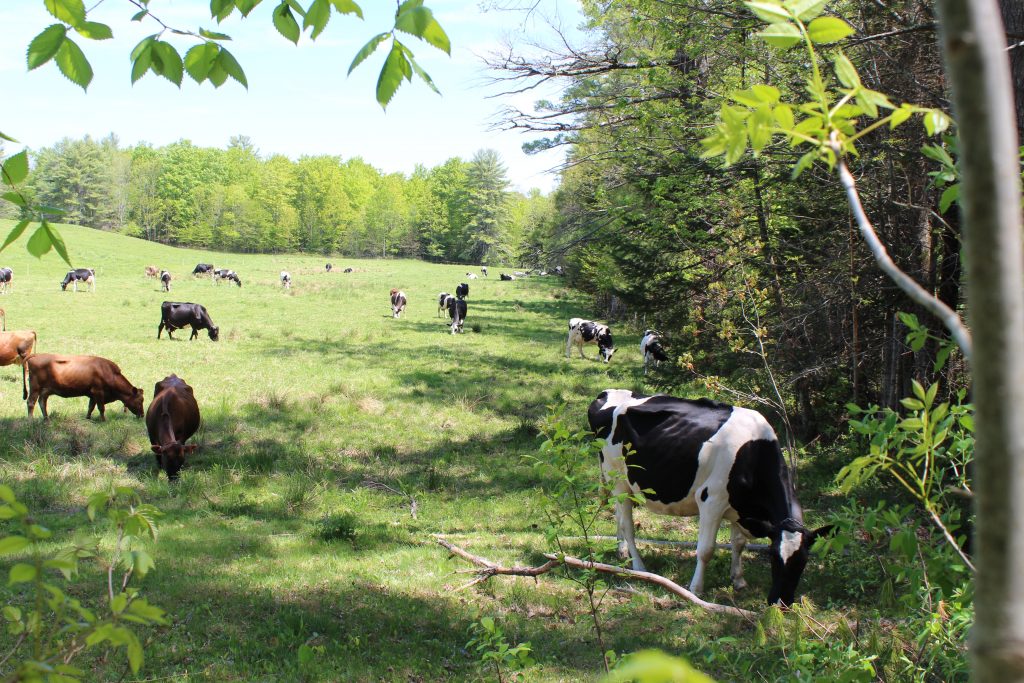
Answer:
[0,224,856,681]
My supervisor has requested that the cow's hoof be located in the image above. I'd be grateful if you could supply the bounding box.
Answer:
[733,578,748,591]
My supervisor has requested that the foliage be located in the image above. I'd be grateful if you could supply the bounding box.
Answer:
[465,615,534,682]
[0,484,167,681]
[603,649,715,683]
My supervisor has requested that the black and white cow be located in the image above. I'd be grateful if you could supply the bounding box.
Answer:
[192,263,215,278]
[513,271,528,278]
[447,296,467,334]
[390,289,407,318]
[554,265,564,276]
[157,302,219,341]
[325,263,332,272]
[465,273,478,280]
[640,330,668,374]
[0,267,12,294]
[343,267,353,273]
[566,318,615,363]
[481,266,488,277]
[500,273,514,281]
[588,389,829,606]
[160,270,172,292]
[437,292,453,318]
[455,282,469,299]
[61,268,95,292]
[214,269,242,287]
[280,271,291,289]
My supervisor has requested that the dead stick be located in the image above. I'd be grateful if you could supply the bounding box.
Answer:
[436,538,756,619]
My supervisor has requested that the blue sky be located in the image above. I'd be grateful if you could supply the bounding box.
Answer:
[0,0,584,193]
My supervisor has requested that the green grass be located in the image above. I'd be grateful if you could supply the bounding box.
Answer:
[0,223,869,681]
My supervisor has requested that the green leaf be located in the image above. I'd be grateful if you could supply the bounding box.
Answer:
[8,563,37,584]
[54,37,93,90]
[785,0,827,21]
[743,0,790,23]
[748,103,774,153]
[773,104,794,129]
[0,536,30,556]
[198,28,232,40]
[236,0,263,17]
[44,0,86,27]
[132,47,153,84]
[2,151,29,186]
[304,0,331,40]
[0,486,14,504]
[791,150,817,178]
[924,109,951,136]
[125,629,144,673]
[889,105,913,129]
[184,42,218,83]
[939,184,960,213]
[210,0,235,21]
[376,42,407,108]
[806,17,855,44]
[394,6,451,54]
[0,220,32,252]
[273,2,301,44]
[153,41,183,86]
[407,53,440,95]
[751,84,780,104]
[217,47,247,87]
[756,21,802,49]
[111,592,128,614]
[27,24,67,70]
[26,225,53,258]
[75,21,113,40]
[42,221,71,266]
[330,0,362,17]
[129,549,156,578]
[348,32,389,75]
[298,643,315,665]
[131,9,148,21]
[833,52,859,88]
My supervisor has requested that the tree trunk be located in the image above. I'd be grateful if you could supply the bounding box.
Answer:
[1001,0,1024,138]
[935,1,1024,680]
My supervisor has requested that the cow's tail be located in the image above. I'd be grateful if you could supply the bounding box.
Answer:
[22,358,27,400]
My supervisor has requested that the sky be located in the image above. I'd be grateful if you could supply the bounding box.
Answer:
[0,0,586,194]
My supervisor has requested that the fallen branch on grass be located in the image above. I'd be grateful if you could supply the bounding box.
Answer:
[362,480,418,519]
[435,537,756,618]
[577,535,770,553]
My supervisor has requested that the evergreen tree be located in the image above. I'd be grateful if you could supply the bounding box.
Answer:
[461,149,510,263]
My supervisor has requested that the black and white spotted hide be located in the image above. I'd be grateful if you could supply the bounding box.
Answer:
[447,297,467,334]
[390,289,407,318]
[0,267,12,294]
[437,292,453,318]
[455,282,469,299]
[160,270,172,292]
[566,318,615,362]
[640,330,668,374]
[280,271,291,289]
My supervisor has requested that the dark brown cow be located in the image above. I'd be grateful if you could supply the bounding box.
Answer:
[0,330,37,366]
[24,354,144,421]
[146,374,200,480]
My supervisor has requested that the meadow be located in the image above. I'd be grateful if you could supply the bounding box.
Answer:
[0,223,856,681]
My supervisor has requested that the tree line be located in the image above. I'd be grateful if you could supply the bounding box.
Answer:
[1,134,555,264]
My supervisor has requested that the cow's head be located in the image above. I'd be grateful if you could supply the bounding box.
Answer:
[124,387,145,418]
[208,325,220,342]
[152,442,197,481]
[738,517,833,606]
[598,331,615,362]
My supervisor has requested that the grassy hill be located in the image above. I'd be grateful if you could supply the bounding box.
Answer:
[0,224,844,681]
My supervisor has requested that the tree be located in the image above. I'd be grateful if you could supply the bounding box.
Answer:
[461,149,511,263]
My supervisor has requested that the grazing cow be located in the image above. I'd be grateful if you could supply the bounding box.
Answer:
[158,302,219,341]
[554,265,564,276]
[0,330,36,366]
[456,282,469,299]
[588,389,830,606]
[281,271,291,289]
[466,273,478,280]
[192,263,215,278]
[343,267,353,273]
[566,318,615,363]
[144,265,159,278]
[481,266,488,277]
[0,267,12,293]
[390,289,407,318]
[24,354,144,421]
[640,330,669,374]
[146,374,200,481]
[500,273,514,281]
[160,270,172,292]
[214,269,242,287]
[60,268,95,292]
[325,263,332,272]
[513,271,528,278]
[437,292,453,318]
[447,296,467,334]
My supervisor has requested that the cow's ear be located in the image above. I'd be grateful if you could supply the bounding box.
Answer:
[737,517,775,539]
[151,445,162,454]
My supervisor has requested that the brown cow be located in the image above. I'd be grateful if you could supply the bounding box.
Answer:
[145,265,159,278]
[0,330,37,366]
[24,354,144,420]
[146,374,200,480]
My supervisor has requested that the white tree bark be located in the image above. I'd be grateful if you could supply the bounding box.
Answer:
[934,0,1024,679]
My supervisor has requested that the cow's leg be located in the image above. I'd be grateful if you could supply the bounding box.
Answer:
[601,443,646,571]
[565,334,573,358]
[190,327,198,340]
[38,393,50,420]
[690,496,729,596]
[26,388,38,417]
[93,393,106,421]
[578,342,587,360]
[86,397,96,419]
[157,322,164,339]
[729,521,749,591]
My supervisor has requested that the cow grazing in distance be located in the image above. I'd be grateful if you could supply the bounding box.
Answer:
[554,265,564,276]
[343,267,353,273]
[640,330,669,374]
[566,318,615,363]
[158,302,219,341]
[588,389,831,606]
[456,282,469,299]
[144,265,159,278]
[481,266,488,277]
[390,289,407,318]
[325,263,332,272]
[281,271,291,289]
[0,267,12,293]
[61,268,95,292]
[160,270,172,292]
[500,273,514,281]
[513,271,528,278]
[214,269,242,287]
[192,263,215,278]
[447,296,467,334]
[466,273,478,280]
[24,354,144,421]
[437,292,453,318]
[0,330,37,366]
[146,374,200,481]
